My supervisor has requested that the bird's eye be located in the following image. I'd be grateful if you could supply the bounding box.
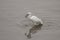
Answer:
[25,14,29,18]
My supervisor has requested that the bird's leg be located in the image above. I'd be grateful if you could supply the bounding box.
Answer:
[26,29,32,39]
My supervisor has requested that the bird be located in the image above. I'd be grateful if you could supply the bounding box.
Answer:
[25,12,43,25]
[25,12,43,39]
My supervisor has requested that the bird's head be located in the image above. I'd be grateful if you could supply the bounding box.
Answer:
[25,12,32,18]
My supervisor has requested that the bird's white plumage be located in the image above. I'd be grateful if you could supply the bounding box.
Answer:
[27,12,32,15]
[30,16,43,24]
[26,12,43,25]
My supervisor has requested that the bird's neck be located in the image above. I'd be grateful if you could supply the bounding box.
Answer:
[28,15,32,18]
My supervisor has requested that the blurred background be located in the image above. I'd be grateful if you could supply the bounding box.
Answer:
[0,0,60,40]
